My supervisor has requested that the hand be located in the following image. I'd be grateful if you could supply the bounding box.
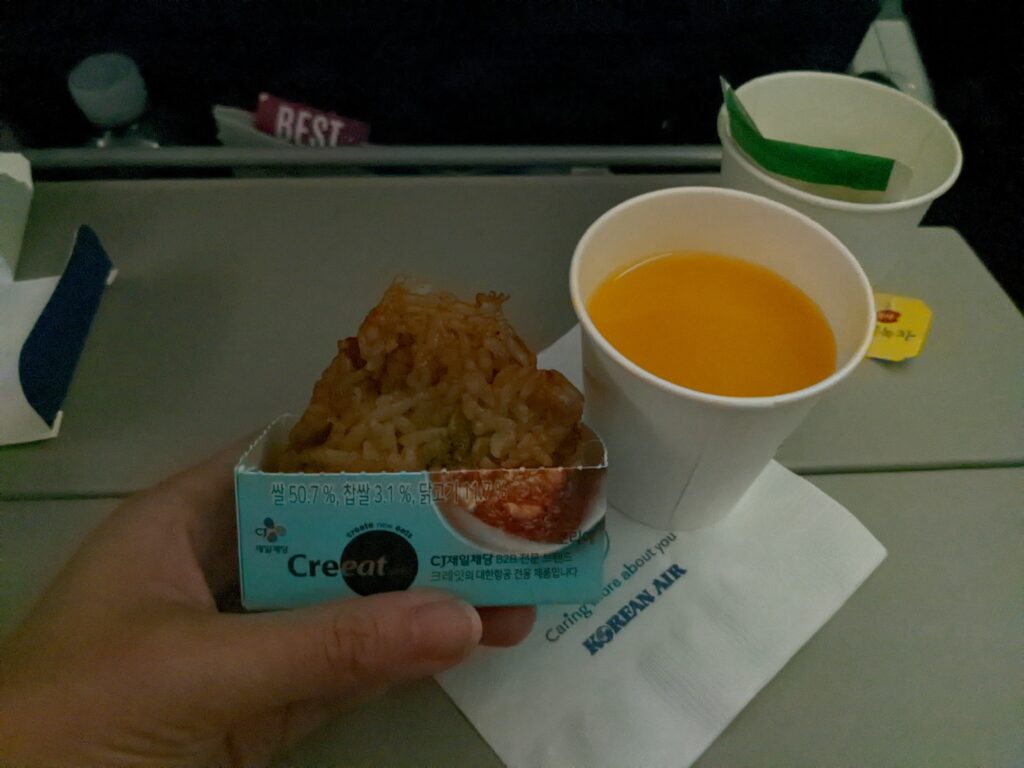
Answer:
[0,441,535,767]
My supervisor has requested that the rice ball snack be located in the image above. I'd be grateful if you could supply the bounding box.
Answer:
[277,281,600,545]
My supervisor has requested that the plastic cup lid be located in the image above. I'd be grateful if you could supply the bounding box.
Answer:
[68,52,147,128]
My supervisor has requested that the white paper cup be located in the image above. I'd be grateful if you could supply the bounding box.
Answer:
[570,187,874,530]
[717,71,962,282]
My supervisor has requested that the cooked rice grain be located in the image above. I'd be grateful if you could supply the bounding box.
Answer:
[278,282,584,472]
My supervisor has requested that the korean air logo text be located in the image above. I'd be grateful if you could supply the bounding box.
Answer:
[582,564,686,656]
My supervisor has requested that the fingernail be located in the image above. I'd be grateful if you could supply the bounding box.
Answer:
[411,599,482,661]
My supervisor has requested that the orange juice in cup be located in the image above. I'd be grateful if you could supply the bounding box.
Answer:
[588,251,836,398]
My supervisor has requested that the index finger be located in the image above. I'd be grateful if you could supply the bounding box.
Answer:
[478,606,536,646]
[87,435,256,599]
[154,435,258,593]
[149,434,257,514]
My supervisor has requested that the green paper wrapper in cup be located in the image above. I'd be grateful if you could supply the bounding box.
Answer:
[717,71,961,283]
[720,77,912,200]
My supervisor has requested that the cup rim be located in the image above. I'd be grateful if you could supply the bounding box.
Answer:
[569,186,875,410]
[717,70,963,214]
[68,52,140,93]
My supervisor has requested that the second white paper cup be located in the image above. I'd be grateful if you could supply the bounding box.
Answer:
[570,187,874,530]
[717,71,961,282]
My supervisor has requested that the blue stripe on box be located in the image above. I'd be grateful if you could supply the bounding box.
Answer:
[18,225,112,426]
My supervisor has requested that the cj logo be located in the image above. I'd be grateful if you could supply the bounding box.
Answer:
[256,517,287,542]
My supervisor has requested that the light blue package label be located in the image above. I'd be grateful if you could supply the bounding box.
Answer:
[236,417,609,609]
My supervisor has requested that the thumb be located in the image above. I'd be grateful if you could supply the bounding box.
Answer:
[195,590,482,719]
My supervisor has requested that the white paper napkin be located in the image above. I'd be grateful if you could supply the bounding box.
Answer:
[0,273,65,443]
[0,220,114,446]
[437,326,887,768]
[0,152,33,282]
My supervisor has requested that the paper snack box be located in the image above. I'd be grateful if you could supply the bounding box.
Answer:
[236,416,609,609]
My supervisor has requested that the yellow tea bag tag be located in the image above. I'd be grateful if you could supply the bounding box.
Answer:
[868,293,932,362]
